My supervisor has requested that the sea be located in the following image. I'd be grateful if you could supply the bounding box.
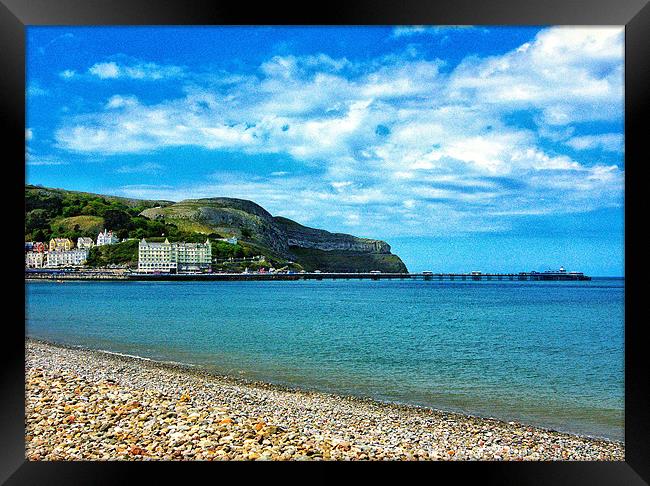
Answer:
[25,278,625,441]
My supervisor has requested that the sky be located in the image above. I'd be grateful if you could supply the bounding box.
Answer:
[26,26,625,275]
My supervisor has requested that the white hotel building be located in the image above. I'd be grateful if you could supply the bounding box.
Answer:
[138,238,212,273]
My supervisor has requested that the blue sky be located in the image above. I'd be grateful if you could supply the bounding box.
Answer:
[26,26,624,275]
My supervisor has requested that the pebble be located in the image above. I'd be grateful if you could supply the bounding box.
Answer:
[25,340,625,461]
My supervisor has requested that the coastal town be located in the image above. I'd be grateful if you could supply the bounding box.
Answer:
[25,229,591,281]
[25,229,120,269]
[25,229,218,274]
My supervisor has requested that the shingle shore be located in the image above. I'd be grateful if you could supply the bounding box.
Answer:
[25,339,625,461]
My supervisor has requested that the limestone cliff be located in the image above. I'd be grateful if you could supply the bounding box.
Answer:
[141,198,408,273]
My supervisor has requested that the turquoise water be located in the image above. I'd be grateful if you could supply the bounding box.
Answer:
[25,278,624,441]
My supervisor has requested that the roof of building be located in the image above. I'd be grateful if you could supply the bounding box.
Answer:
[139,238,211,247]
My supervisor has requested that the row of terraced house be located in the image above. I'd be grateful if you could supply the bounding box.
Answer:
[25,229,119,268]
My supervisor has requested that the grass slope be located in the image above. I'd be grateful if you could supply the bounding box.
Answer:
[51,216,105,235]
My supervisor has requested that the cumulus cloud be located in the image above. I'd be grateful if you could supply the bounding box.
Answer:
[89,62,120,79]
[51,27,623,236]
[448,27,623,125]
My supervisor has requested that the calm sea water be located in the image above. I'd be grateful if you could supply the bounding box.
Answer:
[25,278,624,440]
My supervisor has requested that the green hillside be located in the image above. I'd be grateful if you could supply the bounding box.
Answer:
[26,185,178,243]
[51,215,105,235]
[25,185,408,272]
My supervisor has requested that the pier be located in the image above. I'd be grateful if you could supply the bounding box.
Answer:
[126,271,591,282]
[25,269,591,282]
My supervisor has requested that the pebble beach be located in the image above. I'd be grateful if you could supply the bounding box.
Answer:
[25,339,625,461]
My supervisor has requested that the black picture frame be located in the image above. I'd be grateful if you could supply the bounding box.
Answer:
[3,0,648,483]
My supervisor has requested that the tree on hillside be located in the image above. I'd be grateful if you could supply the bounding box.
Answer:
[25,209,49,233]
[32,228,48,242]
[25,191,63,215]
[103,209,131,231]
[81,200,110,216]
[62,205,82,218]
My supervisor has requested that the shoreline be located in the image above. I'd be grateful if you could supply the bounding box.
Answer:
[26,339,624,461]
[27,337,619,442]
[24,270,594,282]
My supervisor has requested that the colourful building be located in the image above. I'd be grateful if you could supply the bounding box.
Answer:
[49,238,74,252]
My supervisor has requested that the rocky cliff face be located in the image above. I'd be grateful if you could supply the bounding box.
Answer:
[273,217,392,254]
[141,197,408,272]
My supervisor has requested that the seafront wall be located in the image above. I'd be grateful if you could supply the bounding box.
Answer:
[25,271,130,280]
[24,270,591,282]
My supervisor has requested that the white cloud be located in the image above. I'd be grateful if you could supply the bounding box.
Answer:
[261,54,351,78]
[51,27,623,236]
[392,26,430,38]
[25,152,68,166]
[89,62,120,79]
[26,84,47,97]
[448,27,624,126]
[116,162,163,174]
[106,95,139,109]
[25,129,70,167]
[391,25,477,38]
[88,61,184,80]
[59,69,76,79]
[565,133,623,152]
